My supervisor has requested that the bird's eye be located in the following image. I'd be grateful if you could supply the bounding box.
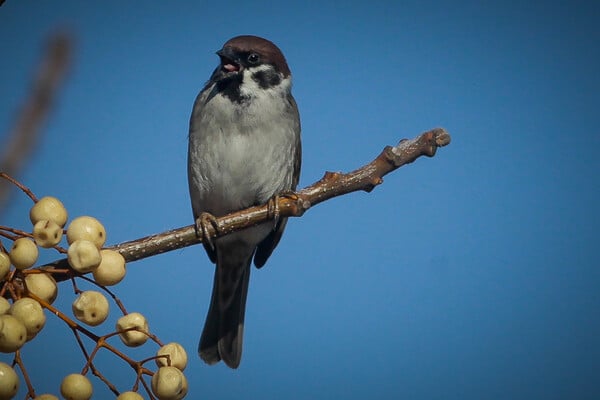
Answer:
[247,53,260,64]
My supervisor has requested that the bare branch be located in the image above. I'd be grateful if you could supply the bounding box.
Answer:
[0,32,73,213]
[40,127,451,280]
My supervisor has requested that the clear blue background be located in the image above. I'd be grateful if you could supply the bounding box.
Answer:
[1,1,599,399]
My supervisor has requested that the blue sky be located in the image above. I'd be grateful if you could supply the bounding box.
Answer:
[1,1,599,399]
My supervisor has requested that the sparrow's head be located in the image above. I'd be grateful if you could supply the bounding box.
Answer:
[216,35,291,78]
[205,35,292,103]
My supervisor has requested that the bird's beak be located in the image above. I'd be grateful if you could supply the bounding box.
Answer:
[216,47,241,73]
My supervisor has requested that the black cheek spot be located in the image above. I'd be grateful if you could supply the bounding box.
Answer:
[252,70,281,89]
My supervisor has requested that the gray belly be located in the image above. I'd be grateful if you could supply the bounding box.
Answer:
[189,126,295,217]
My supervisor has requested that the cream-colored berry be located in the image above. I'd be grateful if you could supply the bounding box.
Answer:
[0,314,27,353]
[116,392,144,400]
[116,312,149,347]
[0,361,19,399]
[24,273,58,304]
[92,249,126,286]
[29,196,68,227]
[72,291,109,326]
[34,395,59,400]
[66,216,106,248]
[156,342,188,371]
[9,238,38,270]
[151,366,188,400]
[60,373,93,400]
[32,219,63,248]
[67,240,101,273]
[0,298,10,315]
[9,297,46,340]
[0,252,10,281]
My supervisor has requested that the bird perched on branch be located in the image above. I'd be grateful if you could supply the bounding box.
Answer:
[188,35,301,368]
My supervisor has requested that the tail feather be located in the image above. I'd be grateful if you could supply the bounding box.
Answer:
[198,269,221,365]
[199,248,252,369]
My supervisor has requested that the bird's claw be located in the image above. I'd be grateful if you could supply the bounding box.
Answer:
[267,191,298,228]
[195,212,220,251]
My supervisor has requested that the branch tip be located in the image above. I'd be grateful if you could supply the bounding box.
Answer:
[431,127,451,147]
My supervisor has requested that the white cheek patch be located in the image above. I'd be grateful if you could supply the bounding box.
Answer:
[240,66,268,97]
[239,65,291,98]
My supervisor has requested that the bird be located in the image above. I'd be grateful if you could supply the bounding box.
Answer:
[187,35,301,368]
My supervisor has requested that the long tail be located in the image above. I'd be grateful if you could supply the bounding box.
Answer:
[199,248,252,368]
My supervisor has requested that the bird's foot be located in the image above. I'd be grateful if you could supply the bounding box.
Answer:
[195,212,220,251]
[267,191,298,227]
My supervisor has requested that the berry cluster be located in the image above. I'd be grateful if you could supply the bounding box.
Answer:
[0,190,188,400]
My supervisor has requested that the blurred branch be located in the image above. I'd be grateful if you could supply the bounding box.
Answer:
[40,127,451,280]
[0,32,73,213]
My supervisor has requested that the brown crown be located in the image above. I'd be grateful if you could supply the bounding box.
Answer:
[221,35,291,77]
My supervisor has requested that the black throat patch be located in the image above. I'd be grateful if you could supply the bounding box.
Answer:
[215,73,249,104]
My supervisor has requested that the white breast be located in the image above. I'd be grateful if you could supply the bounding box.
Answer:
[188,74,298,217]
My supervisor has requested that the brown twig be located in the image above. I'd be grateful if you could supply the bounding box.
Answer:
[12,351,37,399]
[38,127,450,281]
[76,274,129,315]
[0,172,38,203]
[0,218,67,255]
[0,226,33,239]
[139,376,156,400]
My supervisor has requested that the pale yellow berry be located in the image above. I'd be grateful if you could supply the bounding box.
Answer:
[72,291,109,326]
[151,366,188,400]
[0,361,19,399]
[60,373,93,400]
[0,298,9,315]
[116,391,144,400]
[32,219,63,248]
[0,314,27,353]
[34,395,59,400]
[9,238,38,270]
[67,240,101,273]
[30,196,68,227]
[24,273,58,304]
[0,252,10,281]
[92,249,126,286]
[116,312,149,347]
[9,297,46,340]
[66,216,106,248]
[156,342,188,371]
